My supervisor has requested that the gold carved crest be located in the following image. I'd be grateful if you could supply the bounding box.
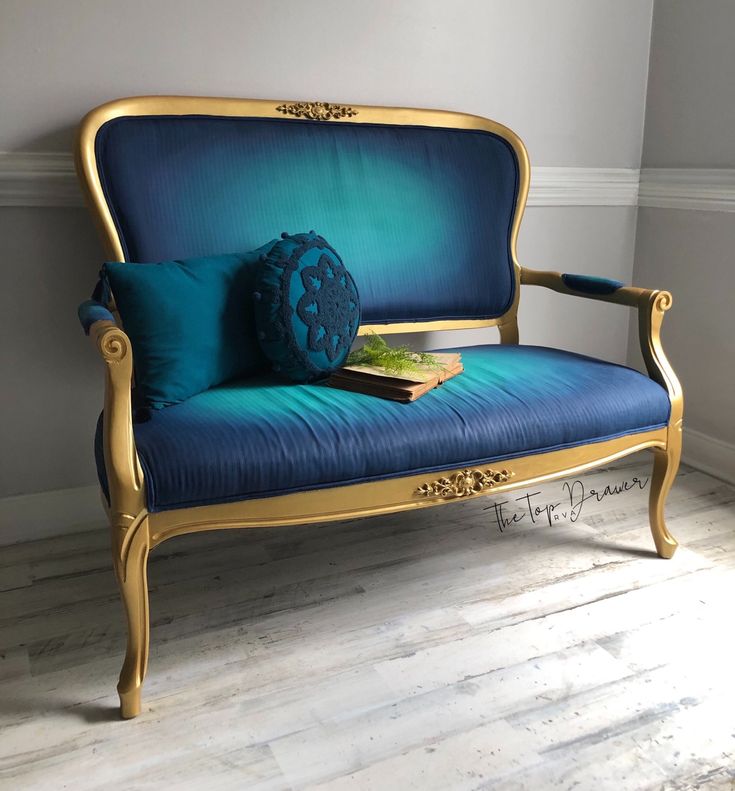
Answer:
[275,102,358,121]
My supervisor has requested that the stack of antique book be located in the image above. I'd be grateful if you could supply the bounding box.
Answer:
[328,351,463,402]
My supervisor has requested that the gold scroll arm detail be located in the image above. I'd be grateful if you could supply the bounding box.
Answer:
[519,267,683,425]
[88,320,146,518]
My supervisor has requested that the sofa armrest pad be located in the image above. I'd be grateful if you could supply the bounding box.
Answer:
[560,273,624,295]
[78,299,115,335]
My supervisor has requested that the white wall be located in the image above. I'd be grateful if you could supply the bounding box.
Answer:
[0,0,652,164]
[629,0,735,482]
[0,0,655,538]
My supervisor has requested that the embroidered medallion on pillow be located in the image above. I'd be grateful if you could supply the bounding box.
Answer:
[103,241,276,409]
[253,232,361,382]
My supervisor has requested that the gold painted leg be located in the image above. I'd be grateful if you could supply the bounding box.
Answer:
[112,513,150,719]
[119,686,142,720]
[649,446,680,559]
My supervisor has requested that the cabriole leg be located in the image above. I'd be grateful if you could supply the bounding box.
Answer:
[112,513,150,718]
[649,445,680,559]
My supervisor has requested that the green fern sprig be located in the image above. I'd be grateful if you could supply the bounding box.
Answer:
[346,332,441,376]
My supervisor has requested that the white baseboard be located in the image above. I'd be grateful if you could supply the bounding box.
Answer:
[0,485,105,547]
[682,428,735,486]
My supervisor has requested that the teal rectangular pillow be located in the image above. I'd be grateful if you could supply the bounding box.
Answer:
[104,242,276,408]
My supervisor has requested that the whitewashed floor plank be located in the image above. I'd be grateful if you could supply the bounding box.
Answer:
[0,459,732,790]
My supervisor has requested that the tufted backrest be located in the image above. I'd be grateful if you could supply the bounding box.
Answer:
[77,98,529,329]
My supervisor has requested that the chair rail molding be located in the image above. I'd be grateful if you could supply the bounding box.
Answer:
[3,153,735,212]
[529,167,639,207]
[1,151,641,208]
[639,168,735,212]
[0,152,80,207]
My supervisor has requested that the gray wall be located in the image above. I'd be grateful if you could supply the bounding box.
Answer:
[641,0,735,168]
[0,0,654,500]
[631,210,734,442]
[629,0,735,456]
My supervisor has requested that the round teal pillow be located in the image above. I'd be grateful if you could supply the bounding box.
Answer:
[253,232,361,382]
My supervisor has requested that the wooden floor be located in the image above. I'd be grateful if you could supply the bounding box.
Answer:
[1,454,734,790]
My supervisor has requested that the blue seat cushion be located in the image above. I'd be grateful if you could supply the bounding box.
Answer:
[96,345,670,512]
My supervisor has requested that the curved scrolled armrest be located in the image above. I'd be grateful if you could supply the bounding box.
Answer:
[520,267,656,307]
[78,299,115,335]
[84,315,146,517]
[520,267,683,427]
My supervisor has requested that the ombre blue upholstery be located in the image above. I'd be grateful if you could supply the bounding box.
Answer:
[95,345,670,512]
[94,116,519,325]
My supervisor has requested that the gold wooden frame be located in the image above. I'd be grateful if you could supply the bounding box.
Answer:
[76,97,682,719]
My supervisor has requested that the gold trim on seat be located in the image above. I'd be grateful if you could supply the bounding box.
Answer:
[76,96,682,719]
[145,430,666,549]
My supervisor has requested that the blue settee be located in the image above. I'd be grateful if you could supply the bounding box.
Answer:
[76,97,682,718]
